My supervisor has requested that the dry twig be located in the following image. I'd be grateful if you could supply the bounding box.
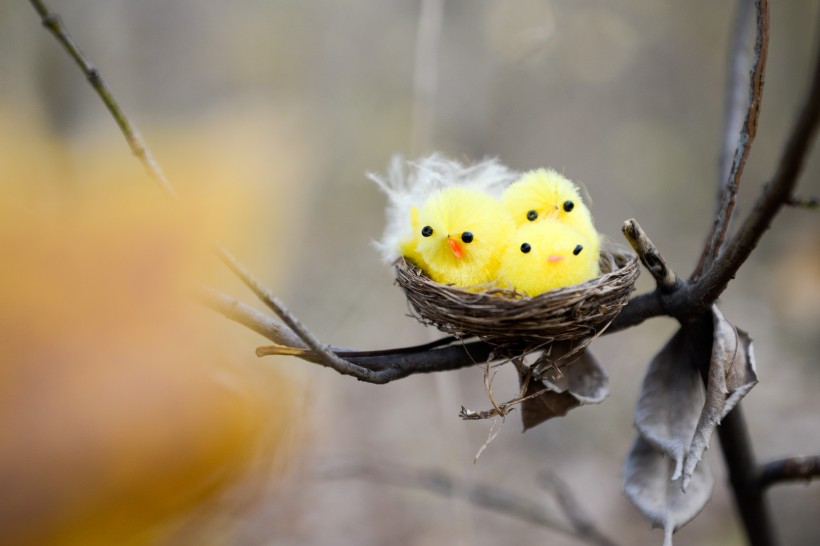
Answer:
[695,0,769,276]
[321,460,620,546]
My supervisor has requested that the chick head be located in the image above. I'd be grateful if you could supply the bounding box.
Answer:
[498,220,601,296]
[415,186,514,288]
[501,168,598,242]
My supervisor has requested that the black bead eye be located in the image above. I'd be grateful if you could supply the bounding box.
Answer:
[573,244,583,255]
[421,226,433,237]
[526,210,538,221]
[520,243,531,254]
[563,200,575,212]
[461,231,474,243]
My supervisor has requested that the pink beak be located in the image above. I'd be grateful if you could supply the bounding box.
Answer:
[548,254,565,263]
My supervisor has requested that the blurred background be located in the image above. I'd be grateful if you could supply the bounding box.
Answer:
[0,1,818,544]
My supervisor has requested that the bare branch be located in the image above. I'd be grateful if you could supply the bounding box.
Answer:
[695,0,769,277]
[213,243,420,383]
[28,0,178,199]
[692,25,820,307]
[758,455,820,489]
[196,286,309,350]
[719,0,757,193]
[321,460,620,546]
[785,195,819,209]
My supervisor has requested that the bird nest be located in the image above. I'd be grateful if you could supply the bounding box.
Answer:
[395,246,639,350]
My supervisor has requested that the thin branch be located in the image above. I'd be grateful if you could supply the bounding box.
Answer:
[785,195,819,209]
[196,286,308,350]
[692,24,820,307]
[320,460,620,546]
[758,455,820,489]
[199,285,491,379]
[538,473,616,546]
[694,0,769,276]
[622,219,678,292]
[213,242,416,383]
[28,0,178,199]
[719,0,757,193]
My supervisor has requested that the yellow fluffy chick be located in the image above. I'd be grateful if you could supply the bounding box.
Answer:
[415,186,514,287]
[498,220,600,296]
[371,155,519,266]
[501,168,601,258]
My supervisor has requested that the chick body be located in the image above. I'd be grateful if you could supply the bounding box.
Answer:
[415,186,514,287]
[498,220,600,296]
[501,168,601,259]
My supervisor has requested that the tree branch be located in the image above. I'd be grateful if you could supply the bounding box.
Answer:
[758,455,820,489]
[694,0,769,276]
[716,405,776,546]
[321,460,620,546]
[28,0,178,200]
[691,23,820,307]
[719,0,757,195]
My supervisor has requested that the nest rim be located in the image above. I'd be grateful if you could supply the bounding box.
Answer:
[395,245,640,349]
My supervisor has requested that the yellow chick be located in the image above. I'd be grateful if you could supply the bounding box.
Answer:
[414,186,514,287]
[498,220,600,296]
[398,206,428,269]
[371,155,519,267]
[501,168,601,259]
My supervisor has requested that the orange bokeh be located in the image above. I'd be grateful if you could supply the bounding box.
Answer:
[0,107,304,545]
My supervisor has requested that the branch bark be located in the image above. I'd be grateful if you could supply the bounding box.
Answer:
[758,455,820,489]
[28,0,178,199]
[694,0,769,276]
[716,405,776,546]
[691,22,820,307]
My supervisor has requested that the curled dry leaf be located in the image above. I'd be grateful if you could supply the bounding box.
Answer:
[629,305,758,541]
[623,437,714,546]
[634,328,708,480]
[519,349,609,431]
[682,306,757,490]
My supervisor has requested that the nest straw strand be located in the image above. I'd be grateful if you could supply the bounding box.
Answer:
[395,246,639,348]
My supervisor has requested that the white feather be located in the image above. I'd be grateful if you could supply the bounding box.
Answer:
[369,154,520,263]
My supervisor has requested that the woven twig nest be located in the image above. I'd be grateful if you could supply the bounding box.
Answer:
[395,245,640,350]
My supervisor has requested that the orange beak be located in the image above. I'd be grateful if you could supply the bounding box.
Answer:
[448,237,463,258]
[548,254,565,263]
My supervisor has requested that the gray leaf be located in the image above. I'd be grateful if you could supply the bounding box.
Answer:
[518,349,609,430]
[623,436,714,546]
[540,349,609,404]
[682,306,758,490]
[634,328,708,481]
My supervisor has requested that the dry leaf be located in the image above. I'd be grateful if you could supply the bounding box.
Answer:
[634,328,707,480]
[540,349,609,404]
[682,306,757,489]
[623,436,713,546]
[519,349,608,430]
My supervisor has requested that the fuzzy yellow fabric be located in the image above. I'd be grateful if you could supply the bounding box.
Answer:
[501,168,599,249]
[414,186,514,287]
[498,220,600,296]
